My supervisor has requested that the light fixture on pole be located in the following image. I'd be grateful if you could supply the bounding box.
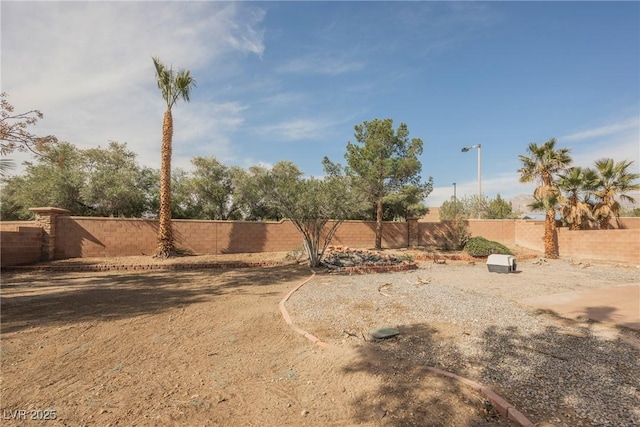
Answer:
[461,144,482,198]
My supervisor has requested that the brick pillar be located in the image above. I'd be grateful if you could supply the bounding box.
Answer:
[29,207,70,261]
[407,217,419,248]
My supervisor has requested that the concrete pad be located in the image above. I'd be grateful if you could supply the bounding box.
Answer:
[521,284,640,331]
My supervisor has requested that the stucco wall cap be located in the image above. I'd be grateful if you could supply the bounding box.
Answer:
[28,207,71,215]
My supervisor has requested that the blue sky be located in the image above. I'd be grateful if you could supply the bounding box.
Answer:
[2,1,639,207]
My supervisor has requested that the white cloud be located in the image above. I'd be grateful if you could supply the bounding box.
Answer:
[258,118,335,141]
[561,117,639,142]
[224,7,266,57]
[277,53,364,75]
[2,1,265,172]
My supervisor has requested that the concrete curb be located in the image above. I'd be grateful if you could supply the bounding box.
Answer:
[426,367,534,426]
[278,271,334,349]
[279,272,535,427]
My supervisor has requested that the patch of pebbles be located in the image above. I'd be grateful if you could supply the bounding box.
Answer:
[287,258,640,427]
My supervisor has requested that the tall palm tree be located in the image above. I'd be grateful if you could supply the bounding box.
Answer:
[518,138,572,258]
[557,166,598,230]
[592,158,640,229]
[152,57,196,258]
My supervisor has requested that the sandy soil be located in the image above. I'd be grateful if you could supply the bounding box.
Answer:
[0,251,519,427]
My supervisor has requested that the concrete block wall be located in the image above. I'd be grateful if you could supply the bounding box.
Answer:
[417,222,457,247]
[1,222,43,267]
[468,220,517,247]
[52,217,407,260]
[514,221,545,252]
[3,211,639,266]
[619,217,640,229]
[558,228,640,264]
[329,221,408,249]
[55,216,157,258]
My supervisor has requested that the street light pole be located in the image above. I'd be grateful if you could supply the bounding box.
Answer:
[461,144,482,198]
[453,182,457,216]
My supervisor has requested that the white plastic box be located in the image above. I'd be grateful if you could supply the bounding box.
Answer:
[486,254,517,273]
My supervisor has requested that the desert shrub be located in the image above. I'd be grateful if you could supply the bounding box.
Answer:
[442,215,470,251]
[464,236,512,257]
[285,244,307,263]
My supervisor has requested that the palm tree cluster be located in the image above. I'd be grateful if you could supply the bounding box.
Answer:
[557,158,639,230]
[519,138,639,258]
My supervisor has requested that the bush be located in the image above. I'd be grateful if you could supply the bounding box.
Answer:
[442,215,470,251]
[464,236,513,257]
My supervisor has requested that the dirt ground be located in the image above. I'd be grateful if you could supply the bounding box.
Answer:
[0,252,519,427]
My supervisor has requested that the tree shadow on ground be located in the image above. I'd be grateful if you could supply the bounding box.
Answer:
[1,264,310,334]
[478,314,640,426]
[342,323,507,427]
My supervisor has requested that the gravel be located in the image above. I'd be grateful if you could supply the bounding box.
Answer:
[286,258,640,427]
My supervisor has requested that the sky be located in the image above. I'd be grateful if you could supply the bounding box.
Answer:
[2,1,639,207]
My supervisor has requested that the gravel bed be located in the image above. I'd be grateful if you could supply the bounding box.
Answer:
[287,259,640,427]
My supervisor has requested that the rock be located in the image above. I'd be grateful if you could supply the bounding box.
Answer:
[369,327,400,339]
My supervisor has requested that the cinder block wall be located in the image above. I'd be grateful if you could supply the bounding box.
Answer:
[1,222,43,267]
[467,220,517,246]
[558,228,640,264]
[619,217,640,229]
[3,214,639,266]
[514,221,545,252]
[418,222,456,247]
[52,217,407,259]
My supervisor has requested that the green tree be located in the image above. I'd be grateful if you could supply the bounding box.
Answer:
[557,167,598,230]
[486,194,514,219]
[439,199,464,221]
[440,195,489,220]
[383,184,433,221]
[328,118,428,249]
[81,142,150,217]
[152,56,196,258]
[461,194,490,219]
[226,165,283,220]
[0,178,26,220]
[518,138,572,259]
[0,142,88,218]
[592,158,640,229]
[188,156,235,220]
[261,161,366,267]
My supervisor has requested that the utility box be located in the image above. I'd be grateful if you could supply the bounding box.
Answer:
[486,254,517,273]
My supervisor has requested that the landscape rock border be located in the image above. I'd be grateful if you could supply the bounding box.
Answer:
[2,260,288,272]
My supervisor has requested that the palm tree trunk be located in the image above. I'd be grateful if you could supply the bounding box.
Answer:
[544,207,558,259]
[375,198,383,250]
[156,109,174,258]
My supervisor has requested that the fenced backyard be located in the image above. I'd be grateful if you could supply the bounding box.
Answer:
[1,207,639,267]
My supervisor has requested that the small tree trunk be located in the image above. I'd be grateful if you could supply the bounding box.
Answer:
[303,236,321,268]
[375,198,383,250]
[156,109,174,258]
[544,207,558,259]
